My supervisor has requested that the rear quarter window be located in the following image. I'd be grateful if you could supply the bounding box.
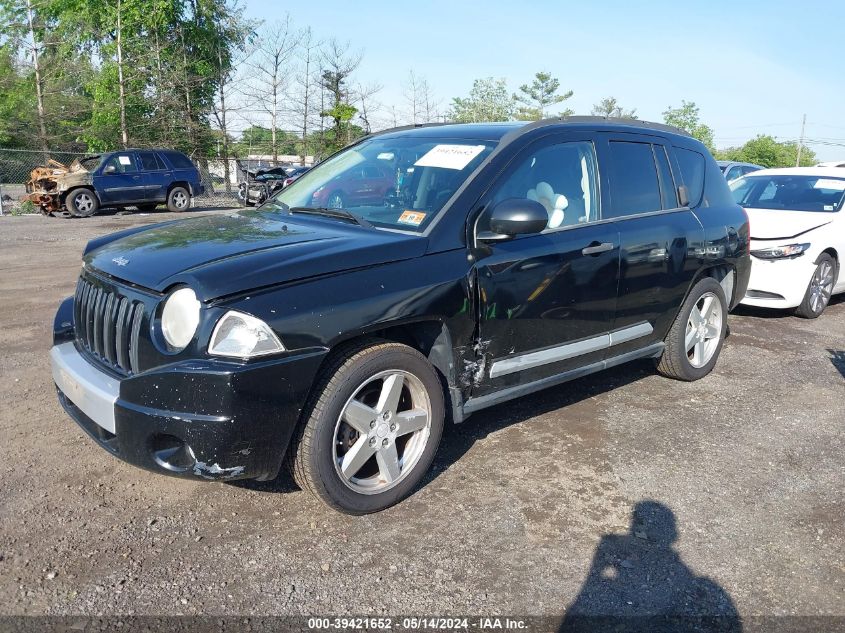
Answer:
[674,147,705,207]
[163,152,195,170]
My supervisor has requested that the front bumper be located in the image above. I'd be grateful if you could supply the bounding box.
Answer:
[740,252,816,309]
[51,338,326,482]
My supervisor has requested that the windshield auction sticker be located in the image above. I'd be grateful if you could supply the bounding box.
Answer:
[397,210,427,226]
[415,144,486,170]
[814,178,845,191]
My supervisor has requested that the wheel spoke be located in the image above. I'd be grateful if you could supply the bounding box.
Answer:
[689,306,704,327]
[376,373,404,415]
[376,443,401,483]
[685,327,698,352]
[340,437,376,479]
[395,408,428,436]
[343,399,377,434]
[700,295,716,322]
[704,324,720,340]
[693,341,705,366]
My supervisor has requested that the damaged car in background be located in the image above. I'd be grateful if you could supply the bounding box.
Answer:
[25,149,204,217]
[50,118,749,514]
[238,164,310,206]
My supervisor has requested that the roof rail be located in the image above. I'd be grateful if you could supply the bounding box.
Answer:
[524,115,692,137]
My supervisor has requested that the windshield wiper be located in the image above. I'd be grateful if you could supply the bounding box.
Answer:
[288,206,372,228]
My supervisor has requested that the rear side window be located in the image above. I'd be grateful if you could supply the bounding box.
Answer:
[138,151,165,171]
[653,145,678,209]
[675,147,705,207]
[164,151,194,170]
[606,141,662,217]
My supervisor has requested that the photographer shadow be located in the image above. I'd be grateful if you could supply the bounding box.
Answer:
[560,500,742,633]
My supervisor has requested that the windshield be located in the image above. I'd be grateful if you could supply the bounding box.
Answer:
[262,136,496,231]
[73,156,102,171]
[730,174,845,212]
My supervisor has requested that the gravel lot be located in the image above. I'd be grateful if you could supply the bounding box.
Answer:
[0,210,842,624]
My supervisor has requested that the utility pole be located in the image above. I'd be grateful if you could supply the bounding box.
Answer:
[796,114,806,167]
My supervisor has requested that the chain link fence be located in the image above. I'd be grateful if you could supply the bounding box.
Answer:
[0,148,298,216]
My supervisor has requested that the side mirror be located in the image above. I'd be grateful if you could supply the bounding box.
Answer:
[478,198,548,242]
[103,164,117,175]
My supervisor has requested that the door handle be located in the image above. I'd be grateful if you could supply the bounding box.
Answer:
[132,175,141,180]
[582,241,614,256]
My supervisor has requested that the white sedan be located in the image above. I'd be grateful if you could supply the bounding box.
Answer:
[732,167,845,318]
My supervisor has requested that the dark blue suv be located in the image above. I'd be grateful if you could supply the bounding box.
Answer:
[54,149,205,217]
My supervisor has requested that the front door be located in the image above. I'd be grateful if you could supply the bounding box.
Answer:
[472,137,621,395]
[95,153,147,204]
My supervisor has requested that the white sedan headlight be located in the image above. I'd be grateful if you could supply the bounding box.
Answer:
[750,242,810,260]
[209,311,284,358]
[161,287,201,350]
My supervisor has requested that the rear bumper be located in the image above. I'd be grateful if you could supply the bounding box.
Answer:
[51,339,326,482]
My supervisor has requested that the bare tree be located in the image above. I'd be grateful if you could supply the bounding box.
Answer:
[403,70,422,125]
[354,81,383,134]
[319,39,362,148]
[244,17,299,161]
[289,26,320,164]
[402,70,440,125]
[23,0,48,152]
[114,0,129,147]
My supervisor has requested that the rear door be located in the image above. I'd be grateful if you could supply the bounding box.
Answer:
[138,151,171,201]
[597,134,705,357]
[94,153,148,204]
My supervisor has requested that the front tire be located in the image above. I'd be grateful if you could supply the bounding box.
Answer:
[289,341,444,514]
[794,254,836,319]
[656,277,728,381]
[167,186,190,212]
[66,189,99,218]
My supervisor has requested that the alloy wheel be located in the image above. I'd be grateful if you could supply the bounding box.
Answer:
[685,291,723,368]
[332,370,432,494]
[75,193,94,214]
[809,260,835,314]
[173,191,188,209]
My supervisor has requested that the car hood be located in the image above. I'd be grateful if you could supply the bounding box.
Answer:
[745,208,835,240]
[83,210,428,300]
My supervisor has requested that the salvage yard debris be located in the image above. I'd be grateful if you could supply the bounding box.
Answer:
[23,156,100,215]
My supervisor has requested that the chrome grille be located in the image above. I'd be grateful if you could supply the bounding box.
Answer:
[74,277,144,374]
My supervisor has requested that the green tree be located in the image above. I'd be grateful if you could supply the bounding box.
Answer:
[450,77,514,123]
[717,135,817,168]
[513,71,573,120]
[662,101,715,152]
[591,96,637,119]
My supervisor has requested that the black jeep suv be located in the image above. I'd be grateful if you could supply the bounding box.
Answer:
[51,119,750,514]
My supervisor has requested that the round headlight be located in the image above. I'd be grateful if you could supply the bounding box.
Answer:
[161,287,200,350]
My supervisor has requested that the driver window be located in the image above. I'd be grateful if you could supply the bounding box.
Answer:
[488,141,599,230]
[102,154,137,174]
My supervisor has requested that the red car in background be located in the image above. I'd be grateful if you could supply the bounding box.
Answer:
[311,163,394,209]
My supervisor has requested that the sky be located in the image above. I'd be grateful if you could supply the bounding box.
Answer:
[243,0,845,161]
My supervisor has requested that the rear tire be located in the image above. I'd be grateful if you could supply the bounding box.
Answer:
[794,254,836,319]
[66,189,99,218]
[166,186,190,212]
[289,341,444,514]
[656,277,728,381]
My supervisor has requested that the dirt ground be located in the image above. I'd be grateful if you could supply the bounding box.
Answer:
[0,210,842,623]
